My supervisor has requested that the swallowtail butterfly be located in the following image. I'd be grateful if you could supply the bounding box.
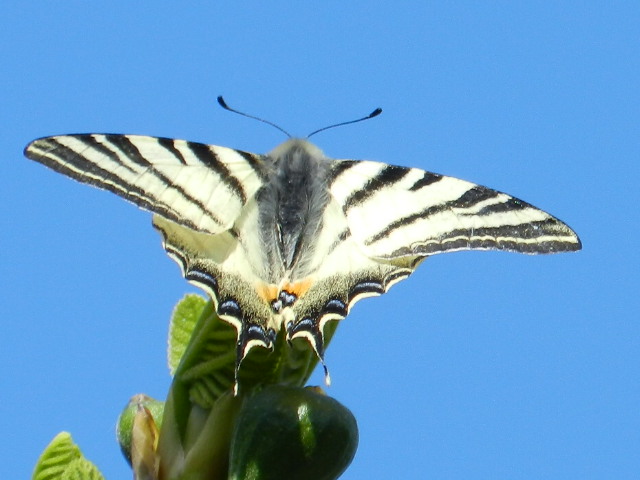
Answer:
[25,126,581,386]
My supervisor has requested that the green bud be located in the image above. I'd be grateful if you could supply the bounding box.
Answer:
[116,394,164,469]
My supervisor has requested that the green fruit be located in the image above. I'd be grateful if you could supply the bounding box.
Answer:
[229,385,358,480]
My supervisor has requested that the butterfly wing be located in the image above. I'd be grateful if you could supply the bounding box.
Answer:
[26,134,277,373]
[285,158,582,361]
[285,196,420,361]
[152,203,276,360]
[280,152,579,480]
[25,134,267,235]
[328,159,582,260]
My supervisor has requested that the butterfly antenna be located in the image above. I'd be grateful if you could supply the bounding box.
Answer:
[217,96,292,138]
[307,107,382,138]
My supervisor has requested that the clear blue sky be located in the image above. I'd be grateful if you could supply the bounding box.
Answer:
[2,2,638,479]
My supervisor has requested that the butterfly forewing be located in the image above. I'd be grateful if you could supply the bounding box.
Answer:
[25,134,266,235]
[329,160,581,259]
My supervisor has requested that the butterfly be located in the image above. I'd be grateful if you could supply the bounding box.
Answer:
[25,130,581,386]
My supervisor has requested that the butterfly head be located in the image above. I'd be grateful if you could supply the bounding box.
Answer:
[268,138,325,162]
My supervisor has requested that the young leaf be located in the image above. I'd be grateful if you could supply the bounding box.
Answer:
[167,294,207,375]
[32,432,104,480]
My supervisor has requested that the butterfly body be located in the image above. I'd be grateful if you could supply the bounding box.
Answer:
[25,133,581,385]
[255,139,332,281]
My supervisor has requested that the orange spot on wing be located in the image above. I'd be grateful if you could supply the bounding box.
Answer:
[256,279,315,303]
[256,283,279,303]
[283,278,313,297]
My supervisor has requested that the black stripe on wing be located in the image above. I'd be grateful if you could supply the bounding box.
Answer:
[26,135,218,231]
[366,179,581,255]
[25,134,245,230]
[325,228,350,257]
[157,137,189,165]
[366,185,508,245]
[106,136,226,222]
[186,141,248,203]
[344,164,410,208]
[327,160,358,187]
[235,150,270,182]
[409,171,443,191]
[396,219,580,256]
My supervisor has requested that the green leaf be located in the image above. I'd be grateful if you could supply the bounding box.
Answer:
[167,294,207,375]
[60,458,104,480]
[32,432,104,480]
[157,300,239,478]
[170,299,238,408]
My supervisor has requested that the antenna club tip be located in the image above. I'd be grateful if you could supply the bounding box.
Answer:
[217,96,229,109]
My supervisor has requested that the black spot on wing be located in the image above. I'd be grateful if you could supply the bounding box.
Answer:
[219,299,242,318]
[237,322,277,361]
[185,270,220,298]
[349,280,385,301]
[287,317,326,358]
[271,290,298,313]
[323,298,348,317]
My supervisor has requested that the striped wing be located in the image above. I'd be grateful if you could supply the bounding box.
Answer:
[24,134,266,235]
[329,160,581,259]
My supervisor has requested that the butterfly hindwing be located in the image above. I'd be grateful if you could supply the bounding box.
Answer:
[284,197,419,357]
[153,208,276,358]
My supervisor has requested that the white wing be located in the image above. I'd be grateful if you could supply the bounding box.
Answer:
[25,134,266,235]
[328,160,581,259]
